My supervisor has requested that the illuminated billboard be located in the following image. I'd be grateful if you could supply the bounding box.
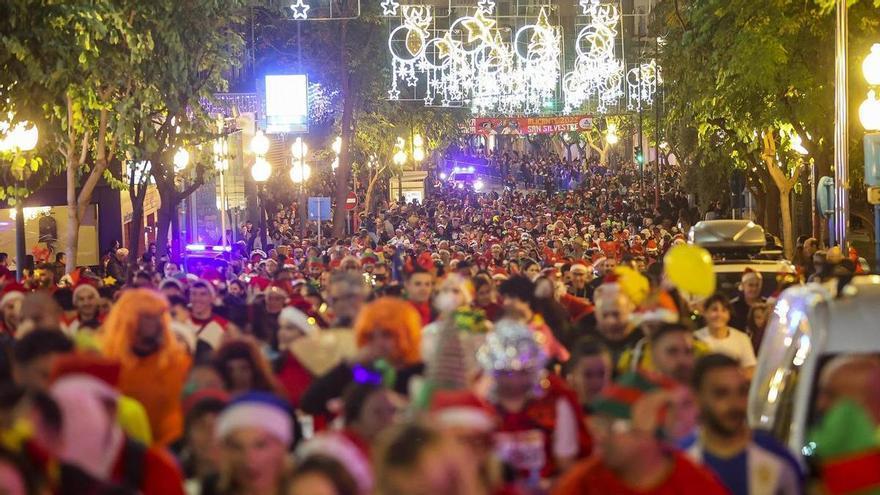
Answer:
[262,74,308,134]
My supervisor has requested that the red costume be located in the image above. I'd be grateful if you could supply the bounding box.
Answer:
[493,375,591,479]
[553,451,728,495]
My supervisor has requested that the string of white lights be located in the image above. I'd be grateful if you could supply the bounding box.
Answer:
[387,5,561,114]
[384,1,659,115]
[562,0,624,114]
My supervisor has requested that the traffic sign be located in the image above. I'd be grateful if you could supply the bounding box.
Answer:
[817,176,835,217]
[308,197,332,221]
[865,133,880,186]
[345,191,358,211]
[868,187,880,205]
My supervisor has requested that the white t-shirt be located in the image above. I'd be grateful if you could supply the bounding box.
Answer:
[695,327,757,368]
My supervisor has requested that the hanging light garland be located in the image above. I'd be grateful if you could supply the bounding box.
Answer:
[626,59,660,111]
[385,1,658,116]
[563,0,624,114]
[387,5,561,115]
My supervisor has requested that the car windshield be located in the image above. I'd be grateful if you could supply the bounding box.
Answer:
[715,271,780,299]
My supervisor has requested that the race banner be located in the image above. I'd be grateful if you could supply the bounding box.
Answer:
[471,115,594,135]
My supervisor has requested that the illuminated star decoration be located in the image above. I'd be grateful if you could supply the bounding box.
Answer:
[477,0,496,14]
[290,0,309,20]
[381,0,400,16]
[579,0,599,16]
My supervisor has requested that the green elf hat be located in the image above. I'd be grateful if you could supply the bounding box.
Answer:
[809,399,880,495]
[592,371,672,419]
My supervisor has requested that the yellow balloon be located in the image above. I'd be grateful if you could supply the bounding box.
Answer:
[663,244,716,297]
[613,266,650,307]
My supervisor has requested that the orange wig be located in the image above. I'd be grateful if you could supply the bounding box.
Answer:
[101,288,191,446]
[354,297,422,365]
[102,288,185,368]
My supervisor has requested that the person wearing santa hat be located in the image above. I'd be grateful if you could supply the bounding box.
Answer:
[477,319,590,486]
[48,358,185,495]
[63,282,104,335]
[204,392,294,495]
[272,306,318,408]
[429,390,524,495]
[0,284,25,336]
[567,264,593,300]
[185,279,233,358]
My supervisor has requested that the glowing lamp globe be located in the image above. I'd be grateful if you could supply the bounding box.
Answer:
[173,148,190,172]
[863,44,880,86]
[290,162,311,183]
[413,134,424,147]
[393,149,407,166]
[250,130,270,156]
[860,90,880,132]
[251,157,271,182]
[291,137,308,160]
[16,123,38,152]
[606,132,619,145]
[413,147,425,162]
[0,121,38,152]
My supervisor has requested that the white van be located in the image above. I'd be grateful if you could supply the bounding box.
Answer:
[689,220,796,298]
[748,275,880,462]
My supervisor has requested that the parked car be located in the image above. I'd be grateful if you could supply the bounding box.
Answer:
[689,219,797,298]
[748,275,880,463]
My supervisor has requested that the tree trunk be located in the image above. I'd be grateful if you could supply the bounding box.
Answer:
[332,21,354,240]
[65,156,79,274]
[364,164,388,215]
[169,204,181,259]
[156,201,175,260]
[778,186,794,259]
[128,193,145,267]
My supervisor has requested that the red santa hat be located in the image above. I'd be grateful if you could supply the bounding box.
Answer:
[0,283,26,307]
[50,354,121,388]
[430,390,497,433]
[72,280,100,300]
[248,276,272,291]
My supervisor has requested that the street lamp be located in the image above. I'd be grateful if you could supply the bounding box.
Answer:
[393,137,407,202]
[606,123,619,145]
[290,137,311,235]
[412,134,425,162]
[0,117,38,281]
[213,119,229,250]
[863,44,880,86]
[0,119,38,153]
[249,131,272,249]
[859,90,880,132]
[173,148,190,173]
[861,43,880,271]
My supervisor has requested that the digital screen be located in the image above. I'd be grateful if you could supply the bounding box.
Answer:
[264,74,308,134]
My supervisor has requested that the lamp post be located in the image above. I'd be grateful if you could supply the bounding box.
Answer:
[250,130,271,249]
[391,134,424,204]
[213,118,229,250]
[860,43,880,271]
[393,137,407,202]
[833,0,849,247]
[290,137,310,236]
[0,118,38,281]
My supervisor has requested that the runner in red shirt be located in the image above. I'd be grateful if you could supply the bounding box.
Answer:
[553,372,727,495]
